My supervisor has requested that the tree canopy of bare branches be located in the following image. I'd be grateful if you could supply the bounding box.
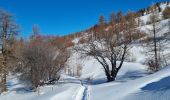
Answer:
[75,12,142,82]
[142,7,169,72]
[12,34,70,90]
[0,9,19,93]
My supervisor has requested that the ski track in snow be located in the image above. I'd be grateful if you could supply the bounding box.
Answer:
[74,85,85,100]
[74,80,90,100]
[81,84,90,100]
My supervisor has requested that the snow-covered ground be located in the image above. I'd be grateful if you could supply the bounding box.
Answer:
[0,59,150,100]
[1,3,170,100]
[139,3,170,25]
[2,59,170,100]
[91,66,170,100]
[0,75,83,100]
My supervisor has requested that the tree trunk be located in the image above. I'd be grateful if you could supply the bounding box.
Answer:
[1,70,7,93]
[1,26,7,93]
[105,70,116,82]
[153,21,158,71]
[107,76,115,82]
[1,57,7,93]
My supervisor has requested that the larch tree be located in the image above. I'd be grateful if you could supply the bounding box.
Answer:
[143,6,167,72]
[0,10,18,93]
[98,15,105,27]
[97,15,106,38]
[109,12,116,25]
[149,7,160,71]
[30,24,40,40]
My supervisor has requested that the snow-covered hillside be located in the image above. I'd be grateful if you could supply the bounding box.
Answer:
[1,2,170,100]
[139,2,170,25]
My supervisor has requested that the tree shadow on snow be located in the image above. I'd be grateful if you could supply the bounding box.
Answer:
[5,77,33,94]
[58,78,82,85]
[88,78,107,85]
[11,87,33,94]
[83,71,149,85]
[116,71,149,82]
[141,76,170,91]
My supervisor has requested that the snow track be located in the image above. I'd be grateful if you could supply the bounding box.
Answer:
[74,80,90,100]
[81,85,90,100]
[74,86,85,100]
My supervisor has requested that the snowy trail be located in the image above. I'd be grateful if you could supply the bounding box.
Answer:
[81,84,90,100]
[74,80,90,100]
[74,85,85,100]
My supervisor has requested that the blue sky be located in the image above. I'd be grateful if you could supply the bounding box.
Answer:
[0,0,167,38]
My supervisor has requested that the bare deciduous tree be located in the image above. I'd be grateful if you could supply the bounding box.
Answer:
[75,12,141,82]
[143,7,167,72]
[0,9,18,93]
[13,34,70,90]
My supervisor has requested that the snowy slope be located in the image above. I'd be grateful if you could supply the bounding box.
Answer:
[139,3,170,25]
[91,66,170,100]
[0,2,170,100]
[140,19,170,37]
[0,76,82,100]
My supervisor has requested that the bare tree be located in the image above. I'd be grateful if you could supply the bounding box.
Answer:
[30,24,40,40]
[0,10,18,93]
[109,12,116,25]
[13,35,70,90]
[143,7,166,72]
[75,13,140,82]
[98,15,105,27]
[150,7,159,71]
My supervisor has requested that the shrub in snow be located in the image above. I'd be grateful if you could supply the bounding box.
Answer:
[163,7,170,19]
[13,35,70,90]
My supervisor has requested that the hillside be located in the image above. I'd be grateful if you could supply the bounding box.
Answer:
[0,1,170,100]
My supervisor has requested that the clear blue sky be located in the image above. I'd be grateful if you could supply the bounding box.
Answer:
[0,0,167,38]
